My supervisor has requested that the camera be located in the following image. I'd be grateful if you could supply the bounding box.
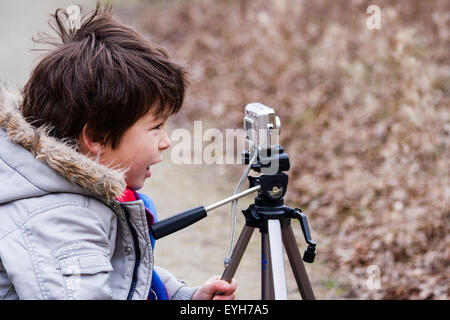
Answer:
[243,103,281,150]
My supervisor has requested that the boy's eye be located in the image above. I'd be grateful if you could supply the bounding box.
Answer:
[150,122,164,131]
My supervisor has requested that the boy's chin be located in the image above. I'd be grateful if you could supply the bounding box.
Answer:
[127,185,143,191]
[125,180,145,191]
[125,172,150,191]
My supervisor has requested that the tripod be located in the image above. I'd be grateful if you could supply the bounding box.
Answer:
[218,145,316,299]
[150,146,317,300]
[220,172,316,300]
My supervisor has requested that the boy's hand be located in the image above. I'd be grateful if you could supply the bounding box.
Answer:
[192,276,237,300]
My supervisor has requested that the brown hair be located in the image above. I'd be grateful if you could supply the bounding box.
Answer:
[21,2,187,149]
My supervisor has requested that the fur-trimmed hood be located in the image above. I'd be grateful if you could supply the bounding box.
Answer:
[0,87,126,204]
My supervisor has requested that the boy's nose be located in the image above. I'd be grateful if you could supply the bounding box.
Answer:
[159,130,171,150]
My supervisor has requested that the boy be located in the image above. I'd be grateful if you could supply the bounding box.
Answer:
[0,3,236,299]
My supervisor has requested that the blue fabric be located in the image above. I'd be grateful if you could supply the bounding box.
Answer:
[136,191,169,300]
[138,192,157,247]
[139,193,157,220]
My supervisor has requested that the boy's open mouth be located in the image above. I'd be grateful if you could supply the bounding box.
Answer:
[145,166,151,178]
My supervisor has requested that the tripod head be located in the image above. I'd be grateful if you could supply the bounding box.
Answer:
[241,145,317,263]
[242,145,290,174]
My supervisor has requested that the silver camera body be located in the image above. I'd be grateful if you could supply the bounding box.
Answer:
[243,103,281,150]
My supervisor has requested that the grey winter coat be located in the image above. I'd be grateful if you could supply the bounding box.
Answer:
[0,88,197,300]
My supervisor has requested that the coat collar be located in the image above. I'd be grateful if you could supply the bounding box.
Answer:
[0,87,126,204]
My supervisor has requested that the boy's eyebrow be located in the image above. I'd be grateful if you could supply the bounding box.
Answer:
[145,113,168,125]
[155,112,170,122]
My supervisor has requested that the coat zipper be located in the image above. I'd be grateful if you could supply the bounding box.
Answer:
[121,204,141,300]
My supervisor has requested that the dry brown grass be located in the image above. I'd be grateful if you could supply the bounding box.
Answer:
[120,0,449,299]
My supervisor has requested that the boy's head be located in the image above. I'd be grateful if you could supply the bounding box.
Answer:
[21,2,187,189]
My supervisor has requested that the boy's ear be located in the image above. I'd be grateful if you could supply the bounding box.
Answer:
[79,124,103,156]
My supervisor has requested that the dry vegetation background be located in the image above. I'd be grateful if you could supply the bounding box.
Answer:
[119,0,449,299]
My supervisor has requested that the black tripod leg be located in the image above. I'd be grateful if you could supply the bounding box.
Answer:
[261,231,275,300]
[281,224,316,300]
[221,226,254,282]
